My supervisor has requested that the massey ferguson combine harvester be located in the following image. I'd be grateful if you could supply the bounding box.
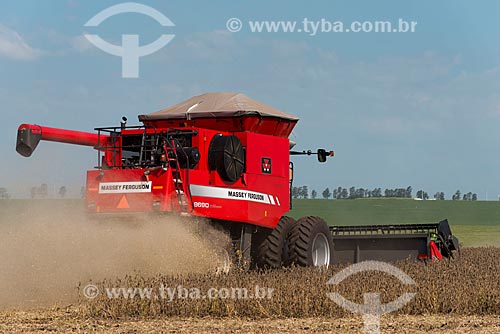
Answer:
[16,92,459,267]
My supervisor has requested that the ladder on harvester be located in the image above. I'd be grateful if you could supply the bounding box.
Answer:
[139,128,159,167]
[163,136,192,215]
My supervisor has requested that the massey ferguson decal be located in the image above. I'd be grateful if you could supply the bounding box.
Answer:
[99,181,152,194]
[190,184,280,206]
[261,157,272,174]
[228,190,266,201]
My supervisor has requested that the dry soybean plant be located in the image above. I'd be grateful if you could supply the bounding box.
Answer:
[83,247,500,319]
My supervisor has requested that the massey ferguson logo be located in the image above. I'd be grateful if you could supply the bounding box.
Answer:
[261,157,272,174]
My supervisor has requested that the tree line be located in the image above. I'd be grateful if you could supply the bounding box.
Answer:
[292,186,479,201]
[29,184,86,198]
[292,186,413,199]
[0,184,86,199]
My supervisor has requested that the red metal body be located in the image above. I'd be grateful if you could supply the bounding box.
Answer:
[18,113,295,229]
[84,125,291,228]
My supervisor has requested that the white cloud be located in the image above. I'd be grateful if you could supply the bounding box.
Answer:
[70,34,93,52]
[183,30,238,60]
[0,24,41,60]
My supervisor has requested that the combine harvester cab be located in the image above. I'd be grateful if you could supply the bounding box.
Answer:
[16,92,459,269]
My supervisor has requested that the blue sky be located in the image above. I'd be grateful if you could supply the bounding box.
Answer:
[1,0,500,199]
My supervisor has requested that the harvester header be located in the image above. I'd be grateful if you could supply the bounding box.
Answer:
[15,92,458,269]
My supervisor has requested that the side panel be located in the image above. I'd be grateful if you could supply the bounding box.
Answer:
[188,131,290,228]
[86,169,172,213]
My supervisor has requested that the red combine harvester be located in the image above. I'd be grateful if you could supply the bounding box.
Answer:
[16,92,459,268]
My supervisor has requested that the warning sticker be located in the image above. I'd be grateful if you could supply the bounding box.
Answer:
[99,181,152,194]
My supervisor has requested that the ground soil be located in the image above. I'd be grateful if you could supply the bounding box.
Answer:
[0,308,499,334]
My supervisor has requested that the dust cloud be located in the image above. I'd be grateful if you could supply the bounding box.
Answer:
[0,200,230,309]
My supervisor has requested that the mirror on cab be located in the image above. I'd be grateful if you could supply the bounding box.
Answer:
[317,149,327,162]
[317,149,334,163]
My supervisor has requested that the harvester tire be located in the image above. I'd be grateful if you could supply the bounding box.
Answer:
[251,216,296,269]
[289,216,334,267]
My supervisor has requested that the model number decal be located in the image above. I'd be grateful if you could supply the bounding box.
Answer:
[193,201,210,208]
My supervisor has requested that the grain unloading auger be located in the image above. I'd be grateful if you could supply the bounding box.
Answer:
[16,92,459,268]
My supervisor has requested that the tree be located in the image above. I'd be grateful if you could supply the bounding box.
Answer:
[311,189,317,199]
[58,186,67,198]
[39,183,48,198]
[355,188,365,199]
[417,190,425,199]
[336,187,343,199]
[406,186,413,198]
[301,186,306,198]
[416,190,429,200]
[472,193,477,201]
[462,192,474,201]
[292,187,300,199]
[0,188,9,199]
[30,184,49,199]
[434,192,445,200]
[341,188,348,199]
[322,188,331,199]
[452,190,461,200]
[349,186,356,199]
[372,188,382,198]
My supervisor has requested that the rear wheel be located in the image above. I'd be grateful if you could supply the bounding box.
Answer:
[251,216,296,269]
[290,216,334,267]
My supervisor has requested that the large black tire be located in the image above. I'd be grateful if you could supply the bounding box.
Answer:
[251,216,296,269]
[289,216,334,267]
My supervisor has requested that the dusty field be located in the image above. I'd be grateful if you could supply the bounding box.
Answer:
[1,200,500,333]
[0,200,229,309]
[0,308,499,334]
